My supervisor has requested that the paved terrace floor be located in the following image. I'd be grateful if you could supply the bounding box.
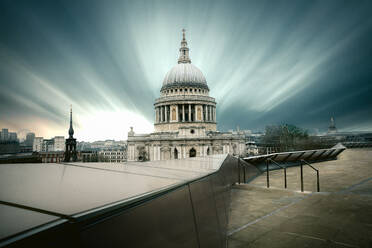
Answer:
[228,148,372,248]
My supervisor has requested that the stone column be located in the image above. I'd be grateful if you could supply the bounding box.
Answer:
[159,107,161,122]
[212,106,214,122]
[189,104,191,122]
[165,105,168,122]
[209,105,212,121]
[210,106,212,122]
[157,107,160,123]
[161,106,164,122]
[206,105,210,121]
[206,105,208,121]
[161,106,163,122]
[158,107,160,123]
[214,107,216,122]
[182,104,185,122]
[176,105,179,122]
[210,106,212,121]
[203,105,206,121]
[155,107,157,123]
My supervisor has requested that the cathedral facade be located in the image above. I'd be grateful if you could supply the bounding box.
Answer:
[127,30,245,161]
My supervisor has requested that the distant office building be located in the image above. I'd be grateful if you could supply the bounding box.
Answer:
[0,128,20,154]
[0,141,20,154]
[0,129,9,141]
[65,107,77,162]
[25,132,35,147]
[81,151,98,162]
[98,149,126,163]
[32,136,65,152]
[9,132,17,141]
[42,139,55,152]
[19,143,33,153]
[77,140,127,151]
[33,137,44,152]
[54,136,65,151]
[0,128,17,141]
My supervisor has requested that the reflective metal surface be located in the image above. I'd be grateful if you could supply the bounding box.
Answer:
[210,173,228,246]
[0,204,59,240]
[0,163,180,216]
[0,155,228,217]
[80,186,199,248]
[189,177,221,247]
[0,153,255,247]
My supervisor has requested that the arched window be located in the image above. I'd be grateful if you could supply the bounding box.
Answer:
[207,147,210,155]
[189,148,196,157]
[174,148,178,159]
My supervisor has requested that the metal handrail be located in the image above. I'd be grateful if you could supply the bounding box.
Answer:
[300,159,320,192]
[265,159,287,189]
[268,159,287,189]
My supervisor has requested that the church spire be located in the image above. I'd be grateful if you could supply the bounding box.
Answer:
[178,29,191,64]
[65,105,77,162]
[68,105,74,138]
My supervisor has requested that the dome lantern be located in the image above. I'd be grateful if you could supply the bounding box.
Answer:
[178,29,191,64]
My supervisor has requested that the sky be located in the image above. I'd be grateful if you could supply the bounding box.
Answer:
[1,0,372,141]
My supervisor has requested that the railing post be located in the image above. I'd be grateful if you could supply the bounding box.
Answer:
[238,158,240,184]
[300,160,304,192]
[243,160,246,183]
[317,170,320,192]
[284,167,287,189]
[266,159,269,188]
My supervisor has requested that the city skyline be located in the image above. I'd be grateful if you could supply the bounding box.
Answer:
[1,0,372,141]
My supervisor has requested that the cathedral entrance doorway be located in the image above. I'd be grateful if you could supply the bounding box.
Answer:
[174,148,178,159]
[189,148,196,157]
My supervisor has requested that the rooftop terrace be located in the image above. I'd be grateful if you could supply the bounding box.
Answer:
[228,148,372,248]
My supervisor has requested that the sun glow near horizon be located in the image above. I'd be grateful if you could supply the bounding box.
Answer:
[76,110,154,142]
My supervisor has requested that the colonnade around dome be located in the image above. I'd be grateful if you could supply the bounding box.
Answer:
[155,103,215,122]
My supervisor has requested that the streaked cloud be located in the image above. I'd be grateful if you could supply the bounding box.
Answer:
[0,0,371,140]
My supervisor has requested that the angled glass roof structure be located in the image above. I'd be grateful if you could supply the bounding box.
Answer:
[1,154,245,247]
[243,143,346,164]
[0,155,226,218]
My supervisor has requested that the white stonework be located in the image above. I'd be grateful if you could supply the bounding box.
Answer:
[33,137,43,152]
[127,30,245,161]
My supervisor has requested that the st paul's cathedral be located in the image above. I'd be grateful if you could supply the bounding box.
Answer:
[127,30,245,161]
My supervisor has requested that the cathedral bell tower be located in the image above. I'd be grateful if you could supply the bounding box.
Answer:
[64,106,77,162]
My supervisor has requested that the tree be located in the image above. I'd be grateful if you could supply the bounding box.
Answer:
[262,124,309,152]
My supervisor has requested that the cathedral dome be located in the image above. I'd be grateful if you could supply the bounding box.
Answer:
[162,63,208,89]
[161,29,209,91]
